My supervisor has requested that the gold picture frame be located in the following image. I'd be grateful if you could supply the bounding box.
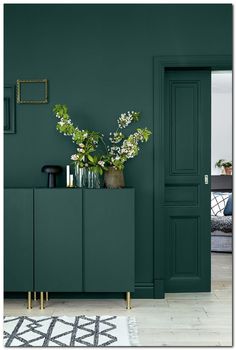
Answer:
[16,79,48,104]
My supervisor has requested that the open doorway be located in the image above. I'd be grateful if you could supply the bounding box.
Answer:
[211,70,232,288]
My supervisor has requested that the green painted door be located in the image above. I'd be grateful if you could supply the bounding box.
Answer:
[4,189,33,291]
[84,189,135,292]
[34,189,83,292]
[163,70,211,292]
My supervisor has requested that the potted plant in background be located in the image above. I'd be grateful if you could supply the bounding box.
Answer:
[215,159,232,175]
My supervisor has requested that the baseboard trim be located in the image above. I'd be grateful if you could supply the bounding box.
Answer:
[154,279,165,299]
[133,282,154,298]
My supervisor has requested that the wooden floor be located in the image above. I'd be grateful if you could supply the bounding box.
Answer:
[4,253,232,346]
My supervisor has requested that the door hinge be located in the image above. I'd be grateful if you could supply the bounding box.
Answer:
[204,175,208,184]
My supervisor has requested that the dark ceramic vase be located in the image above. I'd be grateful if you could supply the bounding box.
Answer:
[104,167,125,189]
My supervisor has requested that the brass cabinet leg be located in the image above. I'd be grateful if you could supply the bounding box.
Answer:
[126,292,131,310]
[40,292,45,310]
[46,292,49,302]
[27,291,32,309]
[34,291,37,301]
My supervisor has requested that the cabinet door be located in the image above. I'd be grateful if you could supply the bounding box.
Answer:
[4,189,33,291]
[35,189,83,292]
[84,189,135,292]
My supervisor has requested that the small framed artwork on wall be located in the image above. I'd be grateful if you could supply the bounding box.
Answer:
[16,79,48,104]
[4,85,15,134]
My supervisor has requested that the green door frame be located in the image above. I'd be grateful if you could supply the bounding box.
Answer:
[153,55,232,298]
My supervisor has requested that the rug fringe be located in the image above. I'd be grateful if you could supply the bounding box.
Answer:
[127,317,139,346]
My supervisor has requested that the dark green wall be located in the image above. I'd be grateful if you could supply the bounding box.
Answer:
[4,4,232,288]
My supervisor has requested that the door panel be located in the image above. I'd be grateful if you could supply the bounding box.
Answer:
[84,189,135,292]
[34,189,83,292]
[164,185,198,205]
[164,70,211,292]
[4,189,33,291]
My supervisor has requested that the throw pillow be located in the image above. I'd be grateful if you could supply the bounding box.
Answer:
[224,194,232,216]
[211,192,230,216]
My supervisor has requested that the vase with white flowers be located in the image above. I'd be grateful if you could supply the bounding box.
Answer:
[103,111,152,188]
[53,105,151,189]
[53,105,106,188]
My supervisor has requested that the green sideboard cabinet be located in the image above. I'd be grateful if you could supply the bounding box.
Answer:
[34,189,83,292]
[4,189,33,292]
[4,188,135,309]
[84,189,135,292]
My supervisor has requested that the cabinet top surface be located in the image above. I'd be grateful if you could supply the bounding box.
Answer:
[5,187,135,190]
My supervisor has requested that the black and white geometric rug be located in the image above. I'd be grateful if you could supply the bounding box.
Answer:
[4,316,139,347]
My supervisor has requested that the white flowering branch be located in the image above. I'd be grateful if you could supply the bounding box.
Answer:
[104,111,151,170]
[53,104,105,173]
[53,105,151,173]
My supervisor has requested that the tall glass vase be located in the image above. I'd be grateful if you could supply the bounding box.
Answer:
[74,165,87,188]
[87,169,100,189]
